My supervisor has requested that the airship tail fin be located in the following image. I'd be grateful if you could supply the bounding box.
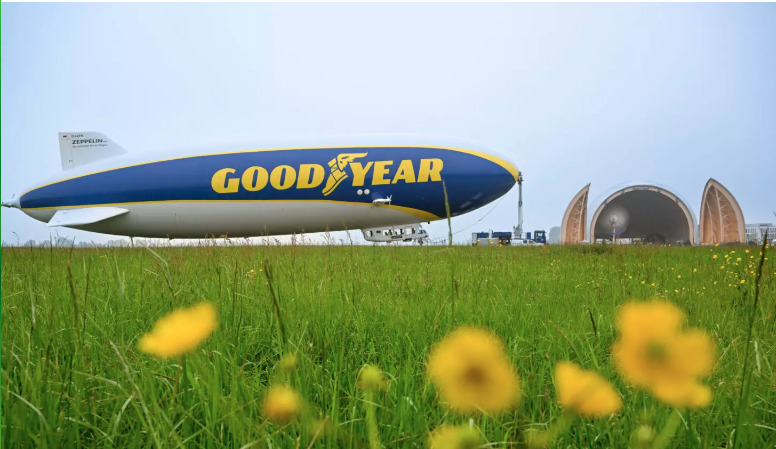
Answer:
[58,132,128,170]
[47,207,129,227]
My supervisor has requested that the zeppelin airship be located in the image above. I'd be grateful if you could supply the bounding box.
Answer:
[1,132,519,239]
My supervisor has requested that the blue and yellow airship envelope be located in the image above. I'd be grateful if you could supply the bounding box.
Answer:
[2,132,519,238]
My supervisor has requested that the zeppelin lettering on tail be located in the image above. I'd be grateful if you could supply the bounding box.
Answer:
[2,132,519,239]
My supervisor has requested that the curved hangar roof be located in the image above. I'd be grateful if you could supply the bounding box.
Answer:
[561,179,745,245]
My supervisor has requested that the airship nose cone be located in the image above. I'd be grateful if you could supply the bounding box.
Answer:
[438,149,518,217]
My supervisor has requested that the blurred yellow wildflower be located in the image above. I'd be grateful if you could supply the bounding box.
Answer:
[262,385,301,425]
[554,362,621,418]
[139,302,217,358]
[359,364,389,391]
[713,254,718,259]
[612,301,715,409]
[427,327,521,414]
[428,424,480,449]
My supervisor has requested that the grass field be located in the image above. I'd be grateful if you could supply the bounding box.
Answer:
[1,243,774,448]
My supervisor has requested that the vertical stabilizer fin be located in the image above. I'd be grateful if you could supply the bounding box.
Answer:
[59,132,127,170]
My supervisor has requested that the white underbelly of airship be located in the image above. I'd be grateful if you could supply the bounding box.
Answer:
[25,201,436,239]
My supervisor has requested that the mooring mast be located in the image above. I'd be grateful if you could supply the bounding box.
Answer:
[514,172,524,238]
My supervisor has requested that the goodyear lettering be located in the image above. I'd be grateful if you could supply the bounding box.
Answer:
[212,168,240,193]
[270,165,296,190]
[349,161,373,187]
[391,159,416,184]
[210,154,444,195]
[418,158,443,182]
[241,166,269,191]
[297,164,324,189]
[371,160,393,185]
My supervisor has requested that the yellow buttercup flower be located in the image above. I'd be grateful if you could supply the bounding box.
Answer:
[612,301,715,409]
[428,424,480,449]
[427,327,521,414]
[139,303,218,358]
[554,362,621,418]
[262,385,301,425]
[651,378,712,409]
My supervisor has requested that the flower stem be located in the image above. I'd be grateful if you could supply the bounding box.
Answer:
[652,409,682,449]
[365,390,381,449]
[546,411,574,441]
[263,261,287,349]
[175,354,188,398]
[732,235,768,449]
[527,412,574,448]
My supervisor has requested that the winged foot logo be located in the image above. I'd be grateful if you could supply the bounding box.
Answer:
[211,152,444,196]
[322,153,368,196]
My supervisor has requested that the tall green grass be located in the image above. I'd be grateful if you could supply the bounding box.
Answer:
[1,244,774,448]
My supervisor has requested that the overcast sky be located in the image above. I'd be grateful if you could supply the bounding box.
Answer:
[2,3,774,245]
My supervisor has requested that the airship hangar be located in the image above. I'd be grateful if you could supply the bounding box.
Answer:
[561,179,745,245]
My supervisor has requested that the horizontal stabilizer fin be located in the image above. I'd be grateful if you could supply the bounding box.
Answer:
[47,207,129,227]
[59,132,127,170]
